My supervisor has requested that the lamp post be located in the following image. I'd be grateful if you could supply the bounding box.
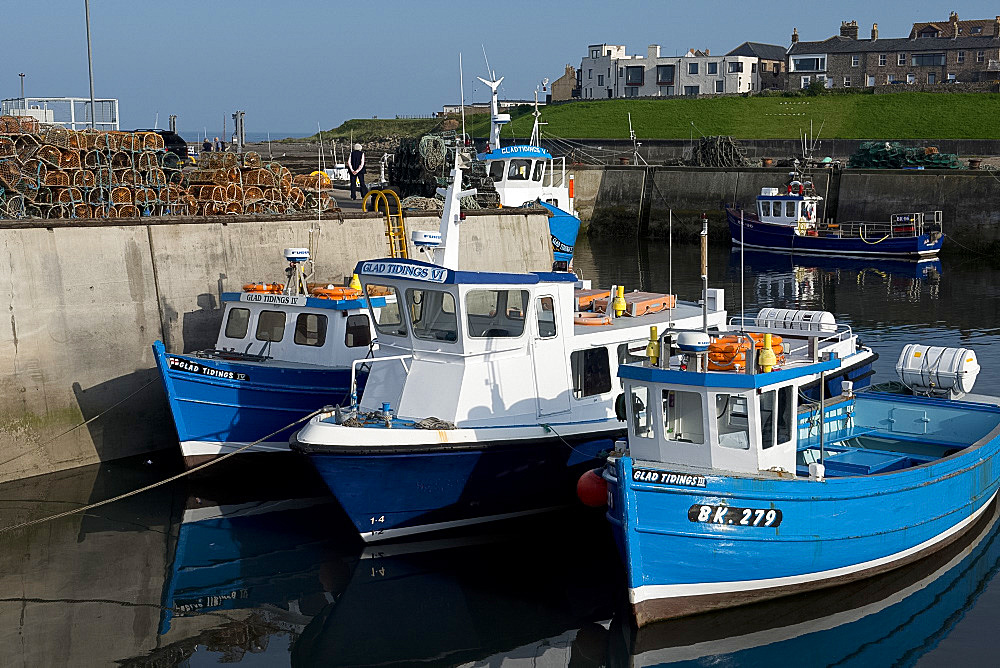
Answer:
[84,0,96,129]
[18,73,24,110]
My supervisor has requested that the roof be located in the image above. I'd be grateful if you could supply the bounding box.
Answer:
[619,357,842,389]
[789,34,1000,55]
[911,18,998,39]
[726,41,788,61]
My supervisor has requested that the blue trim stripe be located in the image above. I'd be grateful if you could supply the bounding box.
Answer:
[619,358,842,388]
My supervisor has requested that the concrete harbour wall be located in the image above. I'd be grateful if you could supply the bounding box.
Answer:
[0,210,553,483]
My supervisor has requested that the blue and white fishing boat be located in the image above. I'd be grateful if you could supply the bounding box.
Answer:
[600,317,994,625]
[725,174,943,258]
[291,209,875,542]
[152,252,386,466]
[475,72,580,268]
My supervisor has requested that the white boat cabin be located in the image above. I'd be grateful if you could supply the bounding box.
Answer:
[756,185,822,230]
[476,145,573,212]
[214,291,383,368]
[353,258,726,427]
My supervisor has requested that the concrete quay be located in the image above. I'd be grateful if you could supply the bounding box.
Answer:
[0,207,553,483]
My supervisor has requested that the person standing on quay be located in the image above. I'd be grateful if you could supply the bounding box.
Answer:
[348,143,366,200]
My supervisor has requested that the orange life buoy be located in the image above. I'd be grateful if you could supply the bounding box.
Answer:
[310,286,362,300]
[574,312,612,326]
[243,282,284,294]
[707,333,784,371]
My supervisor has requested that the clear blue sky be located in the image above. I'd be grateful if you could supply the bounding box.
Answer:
[5,1,997,137]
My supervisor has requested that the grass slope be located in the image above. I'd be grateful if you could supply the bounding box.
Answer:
[289,118,443,143]
[468,93,1000,140]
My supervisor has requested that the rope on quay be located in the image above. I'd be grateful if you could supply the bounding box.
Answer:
[0,406,327,535]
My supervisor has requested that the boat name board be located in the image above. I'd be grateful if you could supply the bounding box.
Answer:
[551,234,573,254]
[688,504,783,528]
[633,468,706,488]
[240,293,308,306]
[360,261,447,283]
[167,356,249,381]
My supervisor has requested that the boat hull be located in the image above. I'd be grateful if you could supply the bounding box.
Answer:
[537,201,581,265]
[605,400,1000,625]
[726,208,943,258]
[152,340,357,463]
[293,428,618,541]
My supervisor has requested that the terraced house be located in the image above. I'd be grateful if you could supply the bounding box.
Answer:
[788,13,1000,89]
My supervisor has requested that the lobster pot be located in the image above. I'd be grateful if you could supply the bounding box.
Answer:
[756,308,836,333]
[895,344,980,399]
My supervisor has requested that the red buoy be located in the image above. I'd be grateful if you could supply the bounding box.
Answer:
[577,468,608,507]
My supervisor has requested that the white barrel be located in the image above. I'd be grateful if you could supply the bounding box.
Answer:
[756,308,836,333]
[895,344,980,398]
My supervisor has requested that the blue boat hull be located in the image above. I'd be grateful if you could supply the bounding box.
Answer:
[726,208,943,258]
[296,432,617,541]
[605,394,1000,624]
[537,201,581,265]
[152,340,358,461]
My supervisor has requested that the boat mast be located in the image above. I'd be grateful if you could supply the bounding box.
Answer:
[432,159,477,270]
[477,71,508,151]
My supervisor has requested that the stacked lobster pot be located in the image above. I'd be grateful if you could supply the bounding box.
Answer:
[0,116,314,220]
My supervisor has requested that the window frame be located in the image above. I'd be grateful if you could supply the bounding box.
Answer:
[715,80,724,93]
[507,159,531,181]
[897,53,906,66]
[878,54,886,66]
[224,307,250,339]
[293,312,328,347]
[465,289,529,339]
[728,61,743,73]
[345,313,371,348]
[535,296,557,339]
[367,284,407,338]
[624,65,644,86]
[851,55,859,67]
[255,310,286,343]
[688,62,699,75]
[570,348,612,399]
[707,61,718,75]
[656,64,675,85]
[405,288,458,343]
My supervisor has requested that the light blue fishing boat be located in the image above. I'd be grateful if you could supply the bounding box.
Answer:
[597,321,994,625]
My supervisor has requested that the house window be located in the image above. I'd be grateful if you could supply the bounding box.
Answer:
[912,53,945,66]
[728,61,743,73]
[656,64,675,84]
[255,310,286,342]
[906,73,915,84]
[224,308,250,339]
[294,313,327,347]
[715,80,724,93]
[851,55,859,66]
[772,62,780,73]
[843,76,851,87]
[751,62,757,73]
[800,75,811,88]
[571,348,611,398]
[406,288,457,342]
[659,85,674,96]
[535,297,556,338]
[792,57,825,71]
[619,67,624,76]
[972,27,983,34]
[625,87,639,97]
[466,289,528,338]
[958,51,965,63]
[708,62,718,74]
[345,314,371,347]
[888,74,901,84]
[688,62,699,75]
[928,72,937,84]
[978,51,986,63]
[590,49,600,59]
[948,72,957,82]
[597,74,604,86]
[625,65,644,86]
[588,69,592,79]
[897,53,906,66]
[867,75,875,86]
[683,85,700,95]
[663,389,704,444]
[878,54,886,66]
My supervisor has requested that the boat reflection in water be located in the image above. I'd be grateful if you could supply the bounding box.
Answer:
[604,498,1000,667]
[732,248,942,308]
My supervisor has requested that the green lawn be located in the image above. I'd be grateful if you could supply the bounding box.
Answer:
[465,92,1000,140]
[289,118,443,143]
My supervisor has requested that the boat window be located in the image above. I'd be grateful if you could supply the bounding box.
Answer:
[345,314,372,348]
[294,313,327,347]
[366,284,406,337]
[255,310,286,343]
[406,288,458,342]
[535,296,557,338]
[715,393,750,449]
[571,348,612,398]
[760,390,775,449]
[759,200,771,217]
[663,390,704,444]
[777,385,793,445]
[785,201,795,218]
[466,289,528,338]
[489,160,505,182]
[224,308,250,339]
[508,159,531,181]
[630,385,654,439]
[532,160,544,181]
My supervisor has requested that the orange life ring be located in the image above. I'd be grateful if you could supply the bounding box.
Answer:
[243,282,284,294]
[574,312,612,326]
[707,333,784,371]
[311,286,362,300]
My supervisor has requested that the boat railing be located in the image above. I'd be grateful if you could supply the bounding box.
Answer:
[349,354,412,406]
[823,211,943,240]
[726,318,854,357]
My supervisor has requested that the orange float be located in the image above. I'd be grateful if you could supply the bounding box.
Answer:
[242,282,284,294]
[708,333,784,371]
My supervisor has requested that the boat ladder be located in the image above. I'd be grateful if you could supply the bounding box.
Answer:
[364,189,408,259]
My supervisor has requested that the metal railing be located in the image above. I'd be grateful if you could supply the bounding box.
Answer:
[823,211,943,240]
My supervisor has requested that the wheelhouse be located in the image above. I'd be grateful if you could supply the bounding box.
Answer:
[477,145,570,210]
[756,190,821,227]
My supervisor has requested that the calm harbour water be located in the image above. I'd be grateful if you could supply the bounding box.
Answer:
[2,237,1000,666]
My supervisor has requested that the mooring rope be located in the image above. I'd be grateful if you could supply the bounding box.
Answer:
[0,406,326,535]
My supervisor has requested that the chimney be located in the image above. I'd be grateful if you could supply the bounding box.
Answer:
[840,20,859,40]
[792,27,799,44]
[705,48,710,56]
[648,44,661,59]
[995,16,1000,38]
[953,18,959,39]
[949,11,959,23]
[871,23,879,40]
